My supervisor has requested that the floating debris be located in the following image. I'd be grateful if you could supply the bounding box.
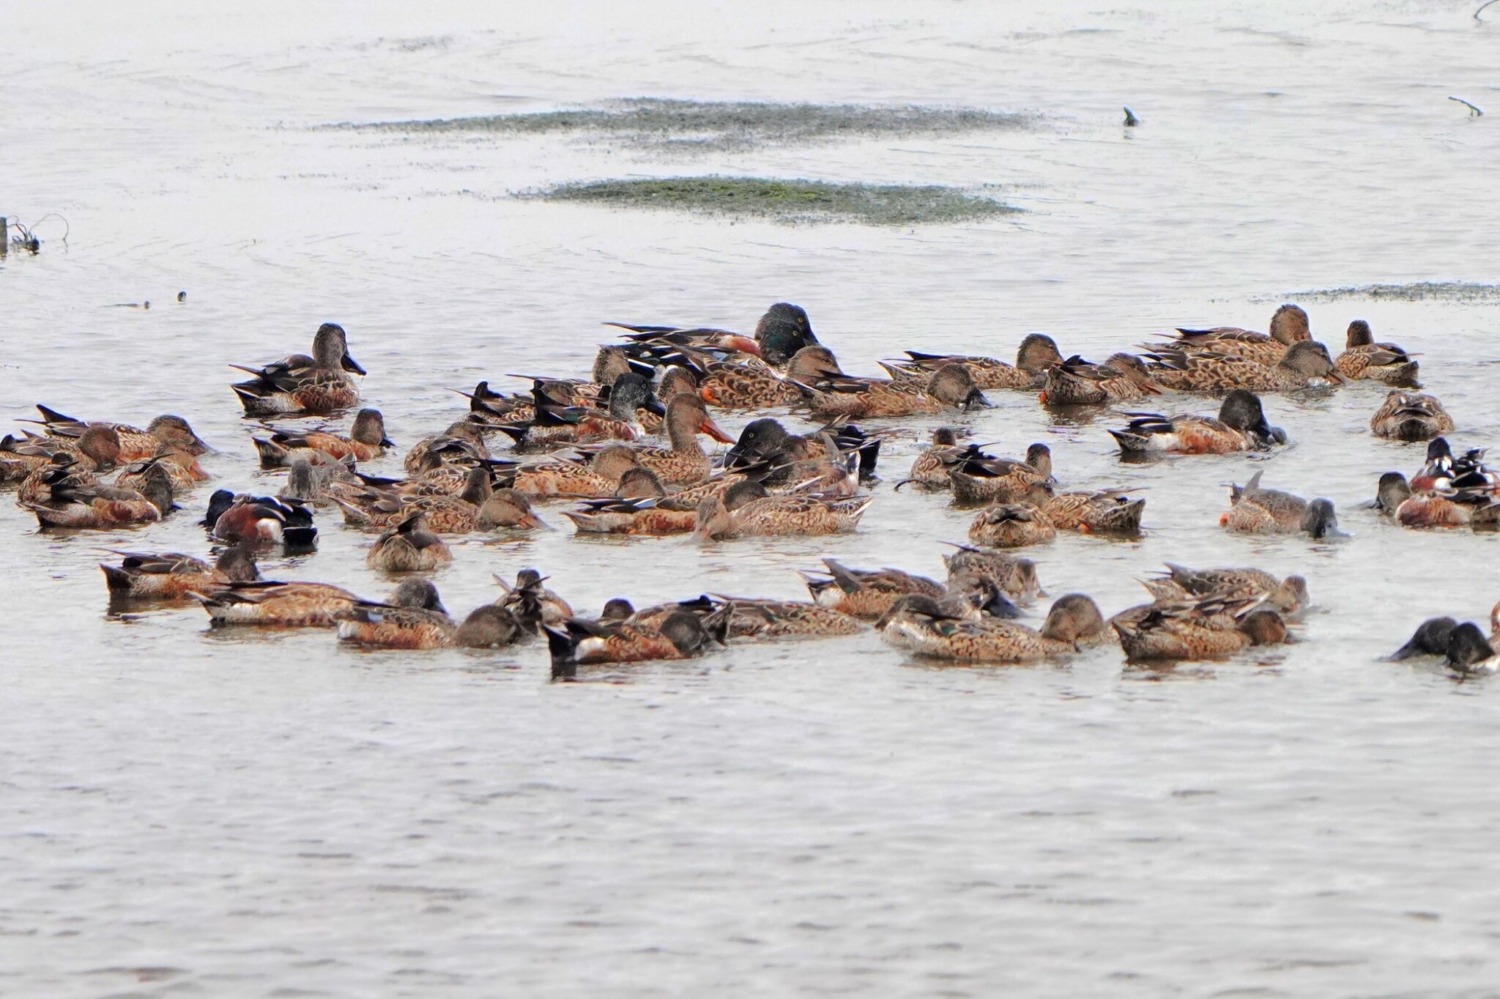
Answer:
[351,98,1035,152]
[1283,282,1500,303]
[533,176,1020,226]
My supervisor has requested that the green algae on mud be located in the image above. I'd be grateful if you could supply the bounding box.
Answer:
[1285,281,1500,302]
[355,98,1033,152]
[533,176,1020,226]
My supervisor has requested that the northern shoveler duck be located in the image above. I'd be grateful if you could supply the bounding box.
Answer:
[27,405,209,460]
[942,545,1043,604]
[791,362,989,420]
[1335,320,1419,386]
[495,568,575,635]
[1037,486,1146,534]
[454,605,524,649]
[879,333,1064,392]
[721,417,871,492]
[1372,471,1475,529]
[697,345,844,410]
[603,320,763,360]
[101,546,260,600]
[367,512,454,571]
[337,579,456,650]
[967,502,1056,548]
[692,483,872,540]
[1149,304,1311,366]
[1445,622,1499,675]
[877,592,1108,662]
[1113,600,1289,661]
[1369,390,1453,442]
[801,558,946,619]
[205,490,317,547]
[511,443,643,498]
[1220,472,1340,538]
[403,420,492,475]
[1141,564,1308,615]
[708,597,866,639]
[195,579,360,627]
[1409,438,1497,492]
[545,609,726,679]
[24,461,173,529]
[948,443,1053,507]
[899,428,966,489]
[1108,389,1286,455]
[1148,341,1343,394]
[1388,616,1460,660]
[753,302,819,368]
[113,447,210,493]
[1040,353,1161,406]
[253,408,392,468]
[335,467,544,533]
[496,373,663,450]
[231,322,364,416]
[561,496,699,535]
[625,393,733,486]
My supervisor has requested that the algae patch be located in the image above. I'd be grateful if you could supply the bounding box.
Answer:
[357,98,1033,152]
[1285,282,1500,303]
[534,176,1019,226]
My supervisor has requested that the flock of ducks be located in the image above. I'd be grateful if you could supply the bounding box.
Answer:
[1,302,1492,678]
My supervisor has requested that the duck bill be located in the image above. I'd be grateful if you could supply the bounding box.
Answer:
[342,352,367,376]
[723,335,762,358]
[700,415,736,445]
[519,512,550,530]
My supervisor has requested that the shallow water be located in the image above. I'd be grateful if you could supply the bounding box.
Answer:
[4,2,1500,996]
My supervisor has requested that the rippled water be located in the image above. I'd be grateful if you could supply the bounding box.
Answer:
[5,2,1500,996]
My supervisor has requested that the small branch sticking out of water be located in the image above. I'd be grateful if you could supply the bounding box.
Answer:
[1476,0,1498,21]
[1123,107,1140,127]
[1448,95,1485,116]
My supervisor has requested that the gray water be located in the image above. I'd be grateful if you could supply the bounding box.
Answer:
[4,2,1500,996]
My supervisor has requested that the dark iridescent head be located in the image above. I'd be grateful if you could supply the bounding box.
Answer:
[725,418,790,468]
[1445,622,1496,672]
[202,488,235,529]
[1218,389,1280,445]
[606,373,654,420]
[754,303,818,367]
[1389,616,1458,661]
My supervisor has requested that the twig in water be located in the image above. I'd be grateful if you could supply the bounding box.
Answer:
[1448,95,1485,116]
[1123,106,1140,127]
[1476,0,1498,21]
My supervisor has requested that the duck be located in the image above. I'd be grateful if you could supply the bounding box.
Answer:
[800,558,946,619]
[335,467,545,534]
[1040,353,1162,406]
[967,502,1057,548]
[1444,622,1499,675]
[403,420,492,475]
[941,545,1043,604]
[1035,485,1146,535]
[453,605,525,649]
[205,490,317,547]
[877,593,1108,662]
[1388,616,1460,660]
[1219,472,1340,537]
[194,579,360,627]
[561,495,700,536]
[752,302,820,367]
[100,546,260,600]
[253,408,392,467]
[27,405,209,460]
[1108,390,1286,455]
[231,322,364,416]
[1369,390,1453,442]
[495,569,575,635]
[899,428,967,489]
[545,609,727,679]
[948,443,1054,507]
[1371,471,1475,529]
[697,345,845,410]
[721,417,869,491]
[1113,600,1289,661]
[367,512,454,571]
[692,483,873,540]
[23,460,174,529]
[709,597,866,639]
[879,333,1064,392]
[1149,341,1343,394]
[1149,304,1311,366]
[604,320,763,360]
[791,362,988,420]
[336,579,456,650]
[1409,438,1496,493]
[623,393,734,486]
[495,372,663,450]
[510,444,643,498]
[1141,564,1309,615]
[1335,320,1419,386]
